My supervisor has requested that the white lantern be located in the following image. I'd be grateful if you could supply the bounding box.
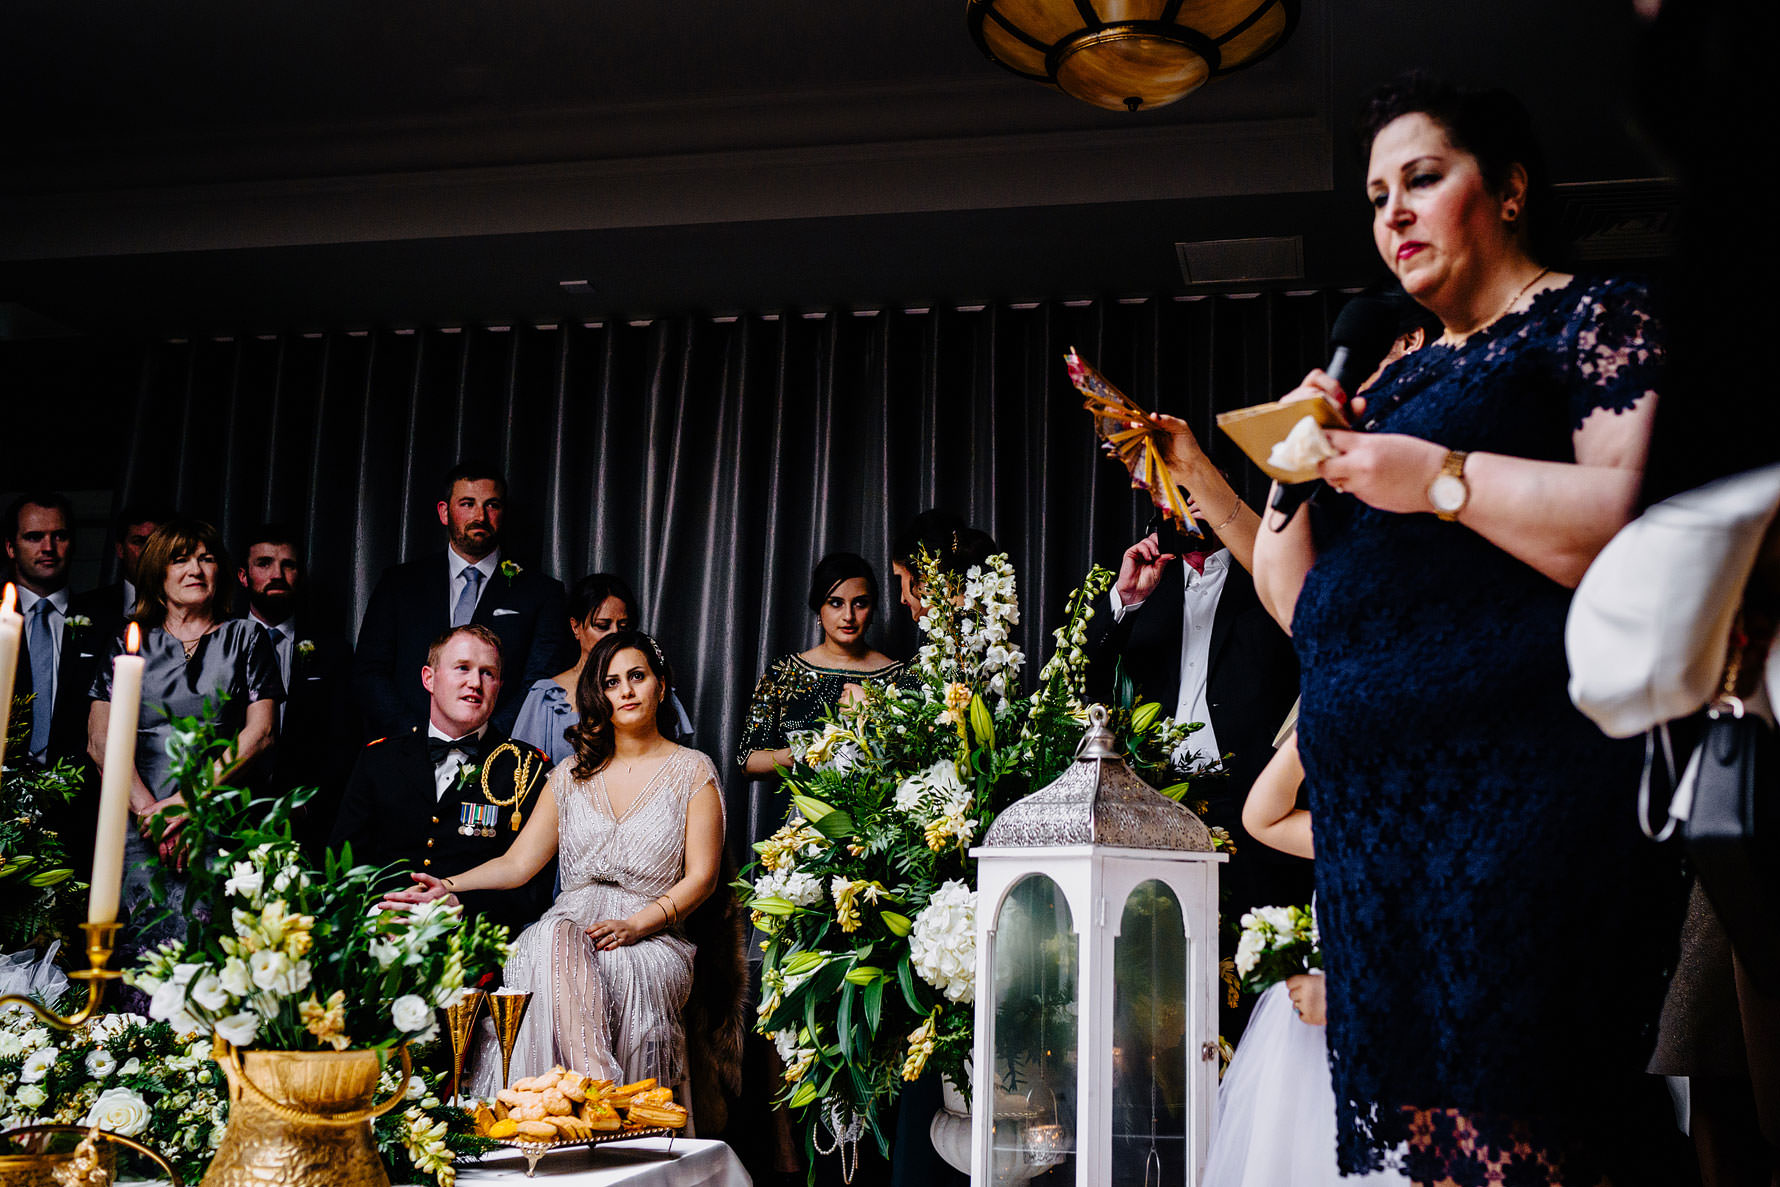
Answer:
[970,705,1223,1186]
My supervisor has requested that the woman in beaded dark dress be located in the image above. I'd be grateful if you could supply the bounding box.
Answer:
[1242,76,1688,1185]
[737,551,904,772]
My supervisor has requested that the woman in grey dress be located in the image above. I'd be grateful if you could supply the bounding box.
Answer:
[391,630,723,1097]
[88,519,282,954]
[511,573,695,763]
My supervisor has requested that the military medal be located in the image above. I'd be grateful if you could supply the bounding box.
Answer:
[458,803,500,836]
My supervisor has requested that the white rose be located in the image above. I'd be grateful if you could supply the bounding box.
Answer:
[214,1011,261,1047]
[85,1048,118,1079]
[391,994,433,1034]
[85,1087,150,1137]
[405,1075,428,1100]
[190,971,231,1013]
[20,1048,57,1082]
[16,1084,47,1111]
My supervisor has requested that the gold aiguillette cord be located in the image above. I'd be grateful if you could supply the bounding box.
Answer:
[478,742,541,830]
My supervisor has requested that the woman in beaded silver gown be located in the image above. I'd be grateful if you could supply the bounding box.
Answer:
[389,631,724,1098]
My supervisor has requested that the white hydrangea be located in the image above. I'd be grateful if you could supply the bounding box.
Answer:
[909,880,977,1003]
[754,866,825,907]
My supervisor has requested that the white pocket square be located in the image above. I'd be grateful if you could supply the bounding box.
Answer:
[79,652,94,659]
[492,607,519,617]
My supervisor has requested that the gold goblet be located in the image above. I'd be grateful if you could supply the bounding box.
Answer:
[485,990,532,1092]
[441,989,487,1107]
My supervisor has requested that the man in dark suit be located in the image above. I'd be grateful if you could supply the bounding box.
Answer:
[4,491,107,877]
[354,462,571,739]
[70,500,172,645]
[236,523,354,855]
[333,624,553,935]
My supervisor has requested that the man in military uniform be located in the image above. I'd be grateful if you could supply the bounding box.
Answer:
[332,623,553,936]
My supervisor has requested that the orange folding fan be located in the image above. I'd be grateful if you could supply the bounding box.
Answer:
[1066,347,1199,534]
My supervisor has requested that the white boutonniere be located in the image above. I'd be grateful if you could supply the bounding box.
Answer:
[295,639,316,661]
[499,560,522,580]
[66,613,93,636]
[455,761,482,790]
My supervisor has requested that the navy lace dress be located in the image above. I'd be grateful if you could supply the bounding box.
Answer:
[1292,276,1687,1183]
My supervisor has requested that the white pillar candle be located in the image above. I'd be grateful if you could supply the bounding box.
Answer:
[90,622,144,926]
[0,584,21,777]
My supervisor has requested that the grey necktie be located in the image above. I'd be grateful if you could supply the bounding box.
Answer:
[452,566,484,628]
[27,599,55,756]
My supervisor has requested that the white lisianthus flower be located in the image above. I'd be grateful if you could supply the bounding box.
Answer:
[84,1087,151,1137]
[214,1012,261,1047]
[909,880,977,1003]
[219,957,252,998]
[118,1057,142,1076]
[189,971,231,1013]
[391,994,433,1034]
[148,980,199,1033]
[20,1048,57,1082]
[248,950,311,997]
[16,1084,48,1111]
[85,1048,119,1079]
[1233,930,1264,977]
[369,940,402,971]
[0,1032,22,1059]
[170,963,201,987]
[771,1029,800,1064]
[224,860,264,900]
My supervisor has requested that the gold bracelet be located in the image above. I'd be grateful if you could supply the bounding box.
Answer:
[659,894,678,926]
[656,901,671,927]
[1212,498,1246,535]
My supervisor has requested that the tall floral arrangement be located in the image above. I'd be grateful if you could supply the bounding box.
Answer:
[123,700,511,1055]
[0,1007,489,1185]
[740,552,1220,1165]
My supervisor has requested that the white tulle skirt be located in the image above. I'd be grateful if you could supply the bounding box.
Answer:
[1202,981,1408,1187]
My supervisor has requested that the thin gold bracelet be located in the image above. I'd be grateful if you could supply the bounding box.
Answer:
[1212,499,1246,535]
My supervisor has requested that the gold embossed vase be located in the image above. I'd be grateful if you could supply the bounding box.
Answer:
[202,1039,410,1187]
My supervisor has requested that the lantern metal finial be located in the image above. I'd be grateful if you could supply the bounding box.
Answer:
[983,703,1213,851]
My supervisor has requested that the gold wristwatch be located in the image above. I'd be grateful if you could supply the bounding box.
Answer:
[1427,450,1470,521]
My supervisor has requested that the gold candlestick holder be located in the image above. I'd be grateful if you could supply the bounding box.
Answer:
[442,989,487,1107]
[0,922,124,1030]
[485,990,532,1092]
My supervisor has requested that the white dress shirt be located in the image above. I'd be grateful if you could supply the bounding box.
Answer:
[446,548,501,620]
[250,611,295,728]
[428,721,489,801]
[1109,548,1230,767]
[16,586,69,758]
[122,579,137,616]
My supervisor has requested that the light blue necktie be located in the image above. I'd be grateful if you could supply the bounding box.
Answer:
[27,599,55,756]
[452,566,484,628]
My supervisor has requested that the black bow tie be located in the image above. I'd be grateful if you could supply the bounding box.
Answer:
[427,734,482,766]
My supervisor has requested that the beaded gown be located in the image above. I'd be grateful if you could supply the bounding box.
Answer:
[467,747,721,1096]
[1291,277,1687,1183]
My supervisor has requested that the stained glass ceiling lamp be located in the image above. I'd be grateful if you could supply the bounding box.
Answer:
[965,0,1300,113]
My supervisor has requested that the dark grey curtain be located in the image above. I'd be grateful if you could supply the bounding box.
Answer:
[117,293,1341,834]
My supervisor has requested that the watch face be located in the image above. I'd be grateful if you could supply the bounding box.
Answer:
[1430,473,1467,513]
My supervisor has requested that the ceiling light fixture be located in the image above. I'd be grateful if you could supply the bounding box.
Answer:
[965,0,1298,113]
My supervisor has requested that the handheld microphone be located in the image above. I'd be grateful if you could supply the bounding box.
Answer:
[1267,294,1404,528]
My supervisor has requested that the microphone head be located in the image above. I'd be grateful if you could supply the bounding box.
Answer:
[1327,294,1406,396]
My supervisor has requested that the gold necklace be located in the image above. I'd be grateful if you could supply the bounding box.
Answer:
[477,741,541,831]
[616,742,672,776]
[1441,267,1551,345]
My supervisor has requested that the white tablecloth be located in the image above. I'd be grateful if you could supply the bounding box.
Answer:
[455,1137,750,1186]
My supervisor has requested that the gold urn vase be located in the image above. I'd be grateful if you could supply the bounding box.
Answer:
[202,1039,411,1187]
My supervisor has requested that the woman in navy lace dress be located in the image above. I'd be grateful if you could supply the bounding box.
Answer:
[1249,77,1687,1184]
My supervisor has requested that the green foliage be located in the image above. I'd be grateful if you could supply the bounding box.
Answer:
[0,698,87,951]
[125,698,511,1054]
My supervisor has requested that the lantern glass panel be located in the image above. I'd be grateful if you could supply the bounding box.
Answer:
[990,873,1078,1184]
[1111,879,1189,1186]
